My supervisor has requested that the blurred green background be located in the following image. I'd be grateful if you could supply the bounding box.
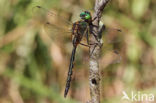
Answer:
[0,0,156,103]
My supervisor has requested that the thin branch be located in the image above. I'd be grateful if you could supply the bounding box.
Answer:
[88,0,110,103]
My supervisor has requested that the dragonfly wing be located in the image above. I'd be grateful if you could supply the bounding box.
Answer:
[101,45,122,65]
[32,6,72,40]
[32,6,72,25]
[102,26,123,44]
[43,21,72,41]
[101,26,123,65]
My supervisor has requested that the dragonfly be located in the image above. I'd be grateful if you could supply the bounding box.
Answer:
[32,6,123,98]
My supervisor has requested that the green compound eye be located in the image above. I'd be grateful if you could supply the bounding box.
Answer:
[80,12,85,17]
[85,14,91,19]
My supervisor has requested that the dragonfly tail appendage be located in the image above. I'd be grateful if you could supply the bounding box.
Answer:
[64,46,77,98]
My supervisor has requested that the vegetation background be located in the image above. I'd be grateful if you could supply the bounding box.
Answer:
[0,0,156,103]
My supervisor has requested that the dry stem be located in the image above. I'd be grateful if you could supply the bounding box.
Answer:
[88,0,110,103]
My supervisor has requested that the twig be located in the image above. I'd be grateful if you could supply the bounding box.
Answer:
[88,0,110,103]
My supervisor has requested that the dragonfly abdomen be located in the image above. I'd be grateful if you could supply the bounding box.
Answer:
[64,46,77,97]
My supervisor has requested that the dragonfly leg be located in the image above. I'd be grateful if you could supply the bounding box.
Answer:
[78,25,90,47]
[86,26,90,45]
[92,16,99,23]
[91,11,101,22]
[79,43,90,47]
[79,42,100,47]
[79,42,100,56]
[80,26,97,48]
[89,43,99,56]
[90,30,100,43]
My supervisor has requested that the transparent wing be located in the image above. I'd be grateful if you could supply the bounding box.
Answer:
[101,25,124,65]
[43,22,72,40]
[101,25,123,44]
[32,6,73,41]
[32,6,72,25]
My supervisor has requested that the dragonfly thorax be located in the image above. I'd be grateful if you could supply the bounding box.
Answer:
[71,21,88,46]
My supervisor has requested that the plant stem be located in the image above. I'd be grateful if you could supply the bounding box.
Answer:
[88,0,110,103]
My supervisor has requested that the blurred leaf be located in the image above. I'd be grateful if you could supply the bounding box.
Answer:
[132,0,150,19]
[3,69,78,103]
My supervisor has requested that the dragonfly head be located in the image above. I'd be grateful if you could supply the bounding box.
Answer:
[80,11,92,21]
